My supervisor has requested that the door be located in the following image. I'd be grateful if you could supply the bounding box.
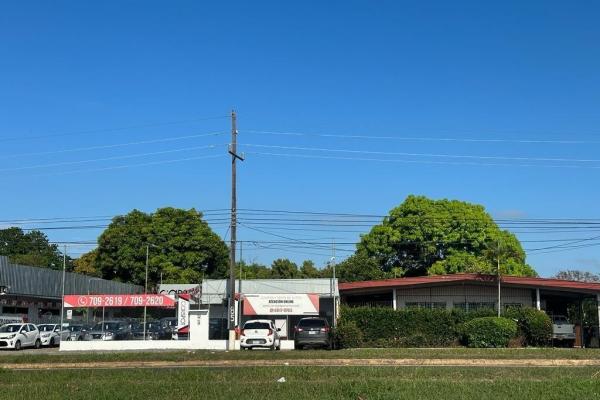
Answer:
[20,325,32,346]
[28,325,38,345]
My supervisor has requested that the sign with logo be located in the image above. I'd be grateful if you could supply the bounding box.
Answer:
[158,284,201,304]
[243,294,320,316]
[62,294,176,308]
[177,293,190,334]
[66,309,72,320]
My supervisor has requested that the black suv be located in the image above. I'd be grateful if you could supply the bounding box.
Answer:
[294,317,331,349]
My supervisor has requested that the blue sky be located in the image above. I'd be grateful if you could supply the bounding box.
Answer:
[1,1,600,276]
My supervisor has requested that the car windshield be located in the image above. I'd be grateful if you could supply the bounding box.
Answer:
[68,326,84,332]
[553,317,569,324]
[298,319,327,328]
[0,325,22,333]
[92,322,120,331]
[38,325,56,332]
[244,322,271,330]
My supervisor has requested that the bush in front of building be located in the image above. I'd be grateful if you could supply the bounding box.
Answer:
[339,306,458,347]
[504,307,552,346]
[462,317,518,348]
[334,320,364,349]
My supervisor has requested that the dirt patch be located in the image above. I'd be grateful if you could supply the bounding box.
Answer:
[5,358,600,370]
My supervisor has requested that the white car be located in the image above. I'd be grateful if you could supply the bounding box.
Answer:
[37,324,62,347]
[240,319,281,350]
[0,323,41,350]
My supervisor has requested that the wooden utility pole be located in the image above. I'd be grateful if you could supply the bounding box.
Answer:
[228,110,243,349]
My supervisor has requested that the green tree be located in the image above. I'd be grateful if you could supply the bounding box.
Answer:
[299,260,320,278]
[0,227,70,270]
[335,253,387,282]
[236,261,272,279]
[73,249,100,277]
[94,207,229,286]
[356,195,536,277]
[271,258,298,278]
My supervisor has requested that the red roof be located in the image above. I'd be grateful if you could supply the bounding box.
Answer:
[339,273,600,294]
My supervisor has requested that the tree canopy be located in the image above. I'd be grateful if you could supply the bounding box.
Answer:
[92,207,229,286]
[355,195,536,279]
[554,270,600,282]
[0,227,70,270]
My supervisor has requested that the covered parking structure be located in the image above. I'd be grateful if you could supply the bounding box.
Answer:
[339,273,600,347]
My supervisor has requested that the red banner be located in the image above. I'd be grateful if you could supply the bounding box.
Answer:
[63,294,176,308]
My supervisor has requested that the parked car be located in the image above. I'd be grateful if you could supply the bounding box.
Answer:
[131,321,171,340]
[160,317,178,339]
[63,324,91,341]
[37,324,62,347]
[87,321,132,341]
[294,317,331,349]
[240,319,281,350]
[552,315,576,345]
[0,323,41,350]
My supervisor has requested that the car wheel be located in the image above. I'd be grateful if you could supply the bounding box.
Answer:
[77,336,83,341]
[50,338,55,347]
[14,340,21,351]
[34,339,42,349]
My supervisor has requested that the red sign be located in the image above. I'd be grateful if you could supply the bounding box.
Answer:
[63,294,176,308]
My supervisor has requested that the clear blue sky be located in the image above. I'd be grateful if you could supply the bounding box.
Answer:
[1,1,600,277]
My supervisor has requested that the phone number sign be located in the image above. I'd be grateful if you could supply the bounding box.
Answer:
[63,294,176,308]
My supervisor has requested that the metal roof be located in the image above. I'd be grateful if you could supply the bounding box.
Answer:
[0,256,142,299]
[201,278,338,304]
[339,273,600,295]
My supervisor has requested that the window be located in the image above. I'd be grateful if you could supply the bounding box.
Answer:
[405,302,446,310]
[2,306,28,315]
[453,302,496,312]
[243,322,271,330]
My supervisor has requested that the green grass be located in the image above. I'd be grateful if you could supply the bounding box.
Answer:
[1,347,600,364]
[1,366,600,399]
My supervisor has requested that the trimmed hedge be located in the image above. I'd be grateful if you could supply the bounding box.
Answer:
[504,307,552,346]
[462,317,518,348]
[338,306,502,348]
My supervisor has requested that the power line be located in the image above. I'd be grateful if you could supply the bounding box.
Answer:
[241,143,600,163]
[0,144,227,173]
[0,115,229,143]
[0,131,226,160]
[243,129,600,145]
[246,151,600,169]
[30,153,226,177]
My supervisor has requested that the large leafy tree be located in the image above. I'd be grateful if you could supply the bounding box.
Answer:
[356,195,536,278]
[270,258,299,278]
[0,227,70,270]
[93,207,229,286]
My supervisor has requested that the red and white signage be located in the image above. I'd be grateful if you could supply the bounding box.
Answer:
[63,294,176,308]
[177,293,190,334]
[243,294,320,316]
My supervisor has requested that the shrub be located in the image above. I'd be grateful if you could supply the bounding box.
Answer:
[504,307,552,346]
[462,317,517,348]
[339,306,457,347]
[334,320,364,349]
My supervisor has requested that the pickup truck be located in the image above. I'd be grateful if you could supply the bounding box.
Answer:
[552,315,576,344]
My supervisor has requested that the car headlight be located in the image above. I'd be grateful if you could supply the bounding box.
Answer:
[7,334,16,339]
[105,332,113,337]
[42,333,50,338]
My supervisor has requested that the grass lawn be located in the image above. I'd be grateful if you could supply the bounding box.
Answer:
[1,365,599,399]
[1,347,599,364]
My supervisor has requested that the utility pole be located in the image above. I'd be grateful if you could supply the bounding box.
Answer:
[237,241,243,332]
[496,240,501,317]
[331,239,337,328]
[228,110,244,349]
[60,245,67,332]
[143,244,149,340]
